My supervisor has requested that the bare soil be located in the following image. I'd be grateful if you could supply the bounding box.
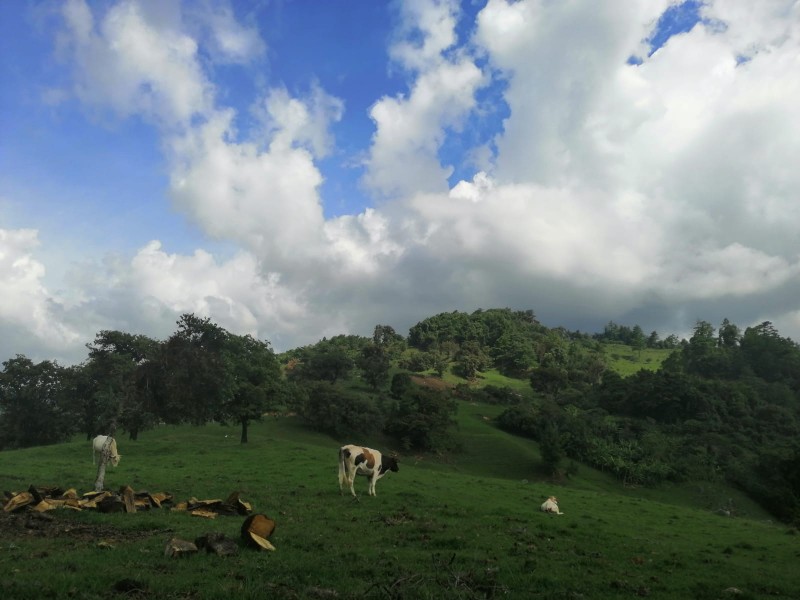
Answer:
[0,509,171,543]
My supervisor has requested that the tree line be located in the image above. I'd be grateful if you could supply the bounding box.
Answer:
[495,318,800,524]
[2,308,799,524]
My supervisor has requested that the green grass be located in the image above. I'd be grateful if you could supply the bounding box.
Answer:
[2,406,798,599]
[602,344,675,377]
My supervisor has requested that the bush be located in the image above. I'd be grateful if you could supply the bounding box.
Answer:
[385,385,458,452]
[297,383,382,437]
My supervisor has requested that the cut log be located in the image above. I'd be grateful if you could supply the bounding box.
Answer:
[190,509,218,519]
[164,538,198,558]
[120,486,136,514]
[28,485,44,504]
[248,532,276,551]
[241,513,277,551]
[195,533,239,556]
[32,500,56,513]
[97,494,126,513]
[3,491,34,512]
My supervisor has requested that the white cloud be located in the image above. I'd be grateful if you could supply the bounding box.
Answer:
[363,0,487,198]
[59,0,213,126]
[5,0,800,366]
[189,0,265,64]
[0,229,82,360]
[167,90,340,269]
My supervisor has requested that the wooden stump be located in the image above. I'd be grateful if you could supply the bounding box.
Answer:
[241,513,277,551]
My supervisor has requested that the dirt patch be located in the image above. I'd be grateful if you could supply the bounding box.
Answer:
[410,375,452,391]
[0,509,171,543]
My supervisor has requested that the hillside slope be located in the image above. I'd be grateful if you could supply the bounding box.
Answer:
[4,407,797,598]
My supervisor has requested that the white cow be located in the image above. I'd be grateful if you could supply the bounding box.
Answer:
[540,496,563,515]
[338,444,398,497]
[92,435,121,467]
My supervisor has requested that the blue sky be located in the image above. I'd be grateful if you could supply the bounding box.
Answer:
[2,0,800,364]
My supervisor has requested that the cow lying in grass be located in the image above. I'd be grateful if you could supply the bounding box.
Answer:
[338,444,398,497]
[92,435,121,467]
[540,496,563,515]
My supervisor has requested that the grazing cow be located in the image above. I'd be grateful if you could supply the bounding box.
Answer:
[540,496,563,515]
[338,444,398,497]
[92,435,121,467]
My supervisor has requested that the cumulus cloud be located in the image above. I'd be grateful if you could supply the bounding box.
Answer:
[58,0,213,126]
[4,0,800,366]
[363,0,487,198]
[0,229,82,361]
[188,0,265,64]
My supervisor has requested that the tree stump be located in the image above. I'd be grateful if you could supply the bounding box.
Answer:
[241,513,277,551]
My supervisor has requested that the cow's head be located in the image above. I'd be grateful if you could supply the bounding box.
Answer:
[384,455,399,473]
[111,454,121,467]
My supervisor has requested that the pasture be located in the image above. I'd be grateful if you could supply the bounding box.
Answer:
[601,344,672,377]
[1,403,798,599]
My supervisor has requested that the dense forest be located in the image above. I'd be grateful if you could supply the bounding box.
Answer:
[1,308,798,525]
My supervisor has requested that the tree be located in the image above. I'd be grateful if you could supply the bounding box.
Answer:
[161,314,232,425]
[357,344,391,390]
[530,366,569,398]
[84,330,161,440]
[384,385,458,452]
[308,347,354,383]
[0,355,74,449]
[718,318,741,349]
[454,341,489,379]
[493,330,536,376]
[222,334,282,443]
[741,321,800,387]
[538,422,564,475]
[372,324,406,358]
[630,325,646,356]
[298,382,382,437]
[647,331,660,348]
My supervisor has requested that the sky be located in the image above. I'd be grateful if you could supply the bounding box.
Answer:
[2,0,800,366]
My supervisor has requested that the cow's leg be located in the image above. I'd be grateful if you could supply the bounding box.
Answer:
[347,466,357,497]
[368,473,377,496]
[338,456,345,494]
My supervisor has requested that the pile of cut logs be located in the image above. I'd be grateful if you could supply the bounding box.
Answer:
[3,485,252,517]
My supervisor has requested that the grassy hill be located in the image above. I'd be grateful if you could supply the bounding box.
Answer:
[1,402,798,599]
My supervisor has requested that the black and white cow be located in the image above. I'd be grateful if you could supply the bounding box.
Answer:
[338,444,398,497]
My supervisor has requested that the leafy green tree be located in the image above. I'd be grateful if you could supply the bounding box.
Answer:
[662,334,680,349]
[0,355,74,448]
[741,321,800,387]
[298,382,382,437]
[372,324,406,358]
[647,330,660,348]
[530,365,568,398]
[357,344,391,390]
[222,334,282,443]
[384,385,458,451]
[493,330,536,376]
[630,325,646,356]
[390,372,413,399]
[84,330,161,440]
[454,340,489,379]
[161,314,232,425]
[430,350,449,377]
[304,346,354,384]
[718,318,741,349]
[538,421,564,475]
[399,348,434,372]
